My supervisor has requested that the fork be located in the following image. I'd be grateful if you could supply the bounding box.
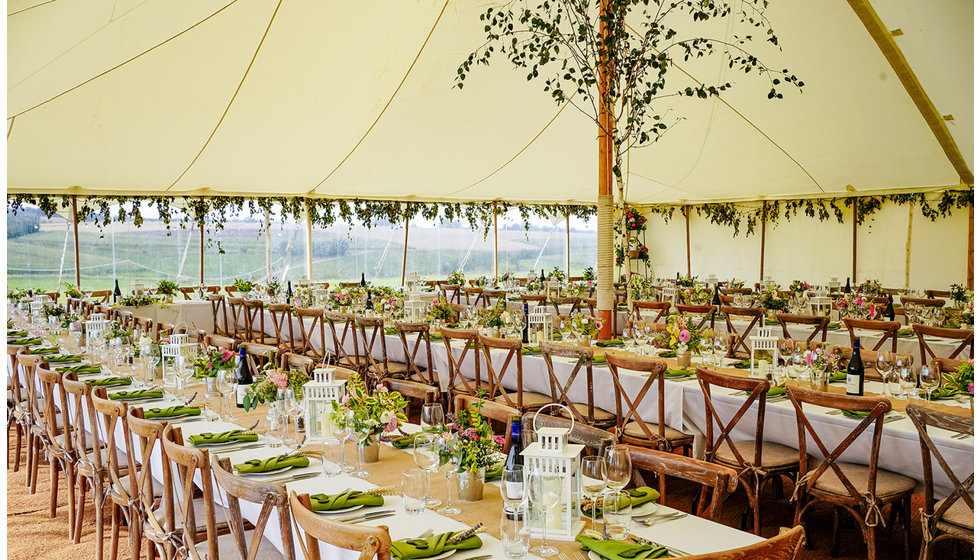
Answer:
[637,511,687,526]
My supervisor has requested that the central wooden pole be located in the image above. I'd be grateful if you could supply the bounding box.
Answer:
[685,206,691,277]
[852,203,858,283]
[72,195,81,287]
[969,203,974,289]
[401,204,409,287]
[304,201,314,280]
[759,201,767,282]
[492,201,499,282]
[565,211,571,277]
[199,200,205,285]
[596,0,614,339]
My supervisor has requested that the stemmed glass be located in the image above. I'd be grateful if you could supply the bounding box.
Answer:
[437,435,463,515]
[919,364,938,402]
[604,444,632,493]
[898,360,917,401]
[68,323,83,352]
[413,433,442,508]
[581,456,607,532]
[528,470,561,558]
[349,411,371,478]
[502,464,525,511]
[175,355,195,401]
[326,410,351,473]
[421,402,444,431]
[715,333,730,365]
[875,353,894,396]
[622,326,636,353]
[284,389,305,449]
[699,331,714,366]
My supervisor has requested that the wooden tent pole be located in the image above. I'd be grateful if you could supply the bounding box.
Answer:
[492,201,499,282]
[904,202,913,290]
[304,201,314,280]
[759,201,767,281]
[565,210,570,277]
[685,206,691,277]
[401,204,409,287]
[852,204,858,283]
[595,0,614,340]
[969,203,974,289]
[72,195,81,287]
[199,217,205,285]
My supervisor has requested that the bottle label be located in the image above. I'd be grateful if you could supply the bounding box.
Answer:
[237,384,250,406]
[846,373,860,394]
[504,480,524,501]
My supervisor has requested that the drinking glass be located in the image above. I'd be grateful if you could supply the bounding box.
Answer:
[284,390,305,448]
[203,377,221,421]
[437,435,462,515]
[501,506,531,559]
[326,410,351,472]
[502,465,525,510]
[604,445,632,493]
[919,364,938,402]
[528,470,560,558]
[413,433,442,508]
[401,470,427,514]
[875,353,894,396]
[699,331,715,365]
[175,356,195,400]
[602,490,633,540]
[714,333,730,363]
[622,327,636,353]
[899,362,917,402]
[265,407,287,448]
[885,369,903,402]
[220,368,238,422]
[420,402,445,431]
[320,440,344,477]
[580,455,607,531]
[778,339,793,372]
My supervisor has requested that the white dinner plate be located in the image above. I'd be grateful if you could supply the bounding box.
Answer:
[589,552,602,560]
[316,504,364,515]
[631,501,658,517]
[423,550,455,560]
[236,465,292,477]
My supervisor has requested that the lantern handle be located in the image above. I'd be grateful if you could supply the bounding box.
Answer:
[532,403,575,435]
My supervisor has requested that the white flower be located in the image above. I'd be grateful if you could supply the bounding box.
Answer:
[501,311,512,322]
[379,410,395,425]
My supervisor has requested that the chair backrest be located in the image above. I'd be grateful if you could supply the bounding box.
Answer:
[90,393,142,518]
[461,287,484,307]
[62,377,105,475]
[911,324,974,365]
[776,313,829,343]
[226,297,247,338]
[482,289,507,309]
[114,309,134,328]
[520,412,615,457]
[440,327,482,405]
[267,303,295,350]
[905,403,974,538]
[179,287,197,300]
[323,311,361,369]
[681,525,805,560]
[582,298,597,315]
[16,353,46,429]
[539,342,599,424]
[155,321,175,342]
[899,297,945,308]
[604,350,669,448]
[384,378,438,408]
[293,307,326,362]
[633,300,670,323]
[439,283,462,305]
[695,367,772,473]
[721,306,765,356]
[205,333,237,352]
[625,445,739,522]
[213,457,296,560]
[355,316,392,380]
[550,296,581,316]
[7,345,27,414]
[209,294,228,336]
[281,352,315,375]
[90,289,112,303]
[242,342,278,373]
[133,315,155,335]
[675,304,716,330]
[160,424,218,560]
[519,294,547,307]
[36,366,69,456]
[453,394,519,453]
[842,318,900,353]
[786,385,890,507]
[288,491,392,560]
[924,290,950,300]
[127,407,171,550]
[393,321,435,385]
[243,300,267,343]
[478,334,525,409]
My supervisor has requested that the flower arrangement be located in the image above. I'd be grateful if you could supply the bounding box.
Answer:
[755,286,788,311]
[245,366,311,405]
[838,293,878,320]
[427,296,457,324]
[950,283,973,307]
[802,348,835,372]
[41,304,65,320]
[941,359,974,396]
[571,313,602,338]
[448,270,466,286]
[331,371,408,446]
[629,275,657,301]
[583,267,596,283]
[60,312,81,329]
[662,315,702,353]
[156,279,180,296]
[232,278,255,293]
[856,279,884,296]
[63,283,83,299]
[615,244,649,264]
[103,322,133,343]
[116,294,159,307]
[7,288,40,302]
[727,278,745,289]
[264,277,282,299]
[377,296,401,316]
[682,285,713,305]
[193,346,236,378]
[444,400,505,473]
[476,301,509,329]
[499,272,513,283]
[623,207,647,231]
[549,267,566,283]
[961,302,974,326]
[331,290,356,309]
[472,276,489,287]
[789,280,811,294]
[294,284,315,308]
[676,276,696,288]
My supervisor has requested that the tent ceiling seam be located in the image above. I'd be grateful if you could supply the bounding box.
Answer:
[846,0,974,186]
[165,0,283,192]
[7,0,58,17]
[306,0,451,195]
[7,0,241,121]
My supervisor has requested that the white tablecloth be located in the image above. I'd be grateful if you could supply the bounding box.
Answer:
[120,300,214,333]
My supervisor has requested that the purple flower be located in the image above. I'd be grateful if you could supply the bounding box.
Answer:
[969,383,974,395]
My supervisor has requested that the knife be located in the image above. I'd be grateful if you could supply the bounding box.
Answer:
[266,472,321,484]
[459,555,494,560]
[336,509,396,523]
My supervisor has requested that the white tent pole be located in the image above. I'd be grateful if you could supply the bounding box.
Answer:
[72,196,81,287]
[265,209,272,281]
[493,201,499,282]
[401,205,409,287]
[565,211,570,277]
[305,202,314,280]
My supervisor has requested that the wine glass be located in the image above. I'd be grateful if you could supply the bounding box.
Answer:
[220,367,238,422]
[437,434,462,515]
[502,464,525,511]
[175,355,195,401]
[919,364,938,402]
[604,444,632,493]
[875,353,894,396]
[284,389,305,449]
[349,411,371,478]
[898,361,917,402]
[326,410,351,473]
[580,456,607,532]
[699,330,714,365]
[528,470,561,558]
[413,433,442,508]
[715,333,730,364]
[420,402,445,431]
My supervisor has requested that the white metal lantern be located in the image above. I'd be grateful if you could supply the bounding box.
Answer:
[304,367,347,443]
[828,275,840,291]
[161,333,197,388]
[404,293,426,322]
[528,305,552,344]
[84,318,109,343]
[809,295,833,317]
[521,405,584,541]
[749,327,778,378]
[661,286,677,305]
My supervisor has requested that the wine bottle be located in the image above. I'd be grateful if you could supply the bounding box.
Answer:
[504,415,524,497]
[846,338,864,396]
[236,347,253,408]
[360,273,367,287]
[843,277,851,293]
[286,280,293,299]
[365,288,374,311]
[113,279,122,303]
[540,269,546,284]
[711,285,721,307]
[521,302,530,344]
[884,295,895,321]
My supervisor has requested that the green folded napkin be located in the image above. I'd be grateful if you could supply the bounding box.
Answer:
[109,389,164,401]
[745,385,787,397]
[384,327,398,335]
[389,435,416,449]
[923,387,958,400]
[576,536,668,560]
[7,330,28,337]
[582,486,660,516]
[897,328,915,337]
[596,338,624,348]
[142,406,201,420]
[664,369,696,378]
[56,364,102,374]
[765,319,780,326]
[731,360,751,369]
[9,337,42,345]
[841,409,870,418]
[29,346,61,354]
[592,354,606,364]
[390,531,482,560]
[188,429,259,446]
[659,350,676,358]
[828,370,846,382]
[46,354,85,363]
[234,454,309,474]
[484,463,504,481]
[827,322,841,330]
[309,490,384,511]
[520,346,541,355]
[87,376,132,387]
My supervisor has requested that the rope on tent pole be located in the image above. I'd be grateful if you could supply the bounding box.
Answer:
[176,225,193,282]
[57,214,70,292]
[458,233,479,272]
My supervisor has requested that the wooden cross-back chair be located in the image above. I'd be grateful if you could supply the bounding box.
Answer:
[454,394,519,453]
[292,307,327,363]
[776,313,830,343]
[244,300,277,345]
[786,385,914,560]
[205,334,237,352]
[289,491,392,560]
[633,300,671,324]
[842,318,900,353]
[281,352,316,375]
[519,293,547,309]
[225,297,248,341]
[461,287,485,307]
[721,306,765,359]
[393,321,436,387]
[582,298,597,316]
[242,343,278,375]
[521,412,615,457]
[36,366,76,536]
[209,294,228,337]
[539,342,614,428]
[17,352,49,493]
[899,296,945,309]
[681,526,805,560]
[267,303,300,353]
[438,283,462,305]
[482,289,507,309]
[675,304,716,331]
[831,346,913,382]
[604,349,694,455]
[114,309,135,328]
[155,321,175,342]
[550,296,582,317]
[178,287,198,300]
[160,424,220,560]
[8,345,29,472]
[625,445,740,524]
[924,290,950,300]
[213,457,296,560]
[127,408,176,560]
[906,404,974,559]
[695,367,798,535]
[478,334,549,412]
[323,311,367,373]
[911,324,974,367]
[90,290,112,303]
[355,316,408,383]
[440,327,487,409]
[133,315,155,336]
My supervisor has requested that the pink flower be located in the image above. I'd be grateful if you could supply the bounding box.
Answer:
[269,371,289,390]
[376,382,386,391]
[341,393,350,404]
[854,297,865,306]
[969,383,974,395]
[462,428,479,441]
[868,304,877,319]
[493,435,506,446]
[387,416,398,432]
[804,351,817,367]
[221,349,234,360]
[678,330,690,343]
[206,361,213,369]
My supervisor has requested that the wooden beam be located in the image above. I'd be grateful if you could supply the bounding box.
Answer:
[304,201,314,280]
[401,204,409,287]
[852,204,858,283]
[492,201,499,282]
[565,211,570,277]
[685,206,691,277]
[199,218,205,285]
[847,0,974,186]
[969,203,974,289]
[71,195,80,287]
[596,0,614,340]
[759,201,767,282]
[904,202,913,290]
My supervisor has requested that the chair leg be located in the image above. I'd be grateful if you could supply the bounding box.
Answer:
[13,421,23,471]
[49,457,60,517]
[66,461,77,541]
[29,438,41,494]
[110,503,120,560]
[129,504,142,560]
[94,477,106,560]
[75,476,87,544]
[903,497,912,560]
[25,432,35,488]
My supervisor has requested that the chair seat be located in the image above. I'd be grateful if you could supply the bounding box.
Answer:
[808,462,916,499]
[493,391,552,409]
[714,440,799,470]
[152,497,229,532]
[623,421,693,444]
[938,494,974,530]
[408,372,435,385]
[55,432,93,452]
[559,403,616,425]
[338,356,370,369]
[367,361,411,376]
[452,381,493,395]
[195,531,283,560]
[118,474,163,499]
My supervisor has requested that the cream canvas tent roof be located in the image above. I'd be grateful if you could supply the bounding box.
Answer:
[6,0,973,205]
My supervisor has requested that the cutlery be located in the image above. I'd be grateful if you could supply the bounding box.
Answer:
[637,511,687,526]
[629,536,689,557]
[349,512,396,524]
[245,419,260,431]
[266,472,321,484]
[952,432,973,440]
[825,409,842,415]
[337,509,396,523]
[459,555,493,560]
[181,392,198,406]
